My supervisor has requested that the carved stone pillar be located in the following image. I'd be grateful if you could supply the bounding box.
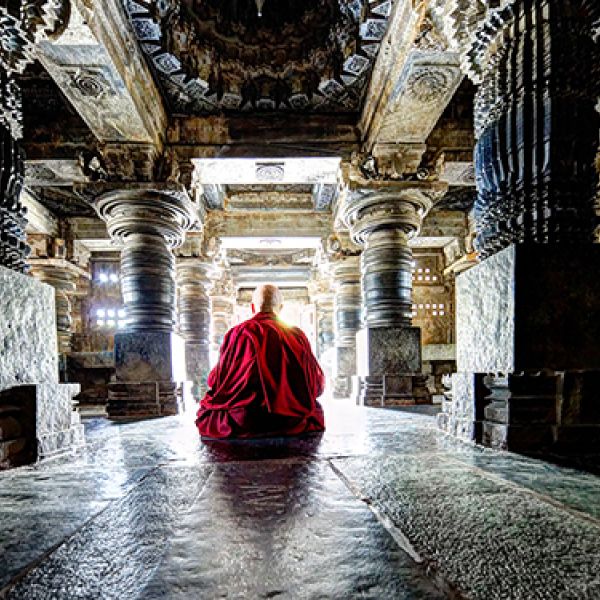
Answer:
[94,190,197,419]
[176,259,212,401]
[332,256,361,398]
[29,259,89,356]
[343,184,441,406]
[466,0,600,256]
[438,0,600,456]
[314,293,334,361]
[0,78,30,273]
[308,271,335,362]
[210,288,235,358]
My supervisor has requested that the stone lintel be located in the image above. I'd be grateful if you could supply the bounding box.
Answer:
[21,190,60,237]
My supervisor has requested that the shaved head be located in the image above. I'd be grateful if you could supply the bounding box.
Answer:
[252,284,283,314]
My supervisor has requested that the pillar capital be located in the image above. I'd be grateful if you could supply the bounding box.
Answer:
[93,189,199,333]
[341,183,444,246]
[94,189,199,249]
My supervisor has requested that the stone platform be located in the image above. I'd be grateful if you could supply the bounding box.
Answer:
[441,244,600,455]
[2,400,600,599]
[0,266,84,469]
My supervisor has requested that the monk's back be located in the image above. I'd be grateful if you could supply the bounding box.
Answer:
[196,312,326,439]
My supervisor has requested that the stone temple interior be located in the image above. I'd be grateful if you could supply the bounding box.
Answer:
[1,1,600,598]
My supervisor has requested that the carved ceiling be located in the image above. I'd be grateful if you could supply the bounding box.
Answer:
[125,0,393,114]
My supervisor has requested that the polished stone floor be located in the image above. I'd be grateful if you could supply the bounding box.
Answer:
[2,400,600,599]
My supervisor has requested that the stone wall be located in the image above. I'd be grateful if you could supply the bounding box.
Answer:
[0,266,58,389]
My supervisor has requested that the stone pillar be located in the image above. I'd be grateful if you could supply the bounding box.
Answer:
[94,190,197,419]
[176,259,212,401]
[343,185,440,406]
[332,256,361,398]
[438,0,600,455]
[29,259,88,355]
[314,293,334,360]
[467,0,599,255]
[210,286,235,357]
[308,272,335,361]
[0,75,30,273]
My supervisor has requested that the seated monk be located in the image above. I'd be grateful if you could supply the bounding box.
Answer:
[196,284,326,439]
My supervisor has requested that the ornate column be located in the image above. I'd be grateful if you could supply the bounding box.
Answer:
[343,183,443,406]
[94,189,198,419]
[438,0,600,455]
[0,1,71,273]
[0,74,30,273]
[176,259,212,401]
[331,256,361,398]
[452,0,600,255]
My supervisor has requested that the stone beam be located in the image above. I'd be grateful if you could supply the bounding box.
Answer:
[35,1,166,146]
[21,190,59,237]
[359,1,463,174]
[205,212,332,240]
[167,114,360,160]
[359,0,423,149]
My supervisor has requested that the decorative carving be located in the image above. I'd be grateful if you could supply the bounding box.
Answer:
[255,162,285,182]
[127,0,392,114]
[66,67,116,99]
[453,0,600,257]
[0,118,30,272]
[405,68,452,104]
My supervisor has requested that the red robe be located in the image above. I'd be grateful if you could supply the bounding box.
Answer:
[196,311,326,438]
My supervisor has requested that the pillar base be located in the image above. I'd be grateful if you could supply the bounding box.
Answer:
[0,383,84,470]
[354,325,427,406]
[112,331,188,419]
[441,245,600,456]
[353,374,430,407]
[440,370,600,456]
[107,381,186,420]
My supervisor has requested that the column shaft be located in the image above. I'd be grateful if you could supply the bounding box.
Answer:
[361,228,413,328]
[332,256,361,398]
[176,261,212,400]
[121,233,176,331]
[472,0,599,256]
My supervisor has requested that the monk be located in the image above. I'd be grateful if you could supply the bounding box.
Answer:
[196,284,326,438]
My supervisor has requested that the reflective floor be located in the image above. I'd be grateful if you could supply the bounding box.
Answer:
[2,399,600,599]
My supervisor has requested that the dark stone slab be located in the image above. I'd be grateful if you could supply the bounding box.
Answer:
[457,244,600,372]
[114,331,186,382]
[356,326,422,376]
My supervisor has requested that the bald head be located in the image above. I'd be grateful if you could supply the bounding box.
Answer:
[252,284,283,314]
